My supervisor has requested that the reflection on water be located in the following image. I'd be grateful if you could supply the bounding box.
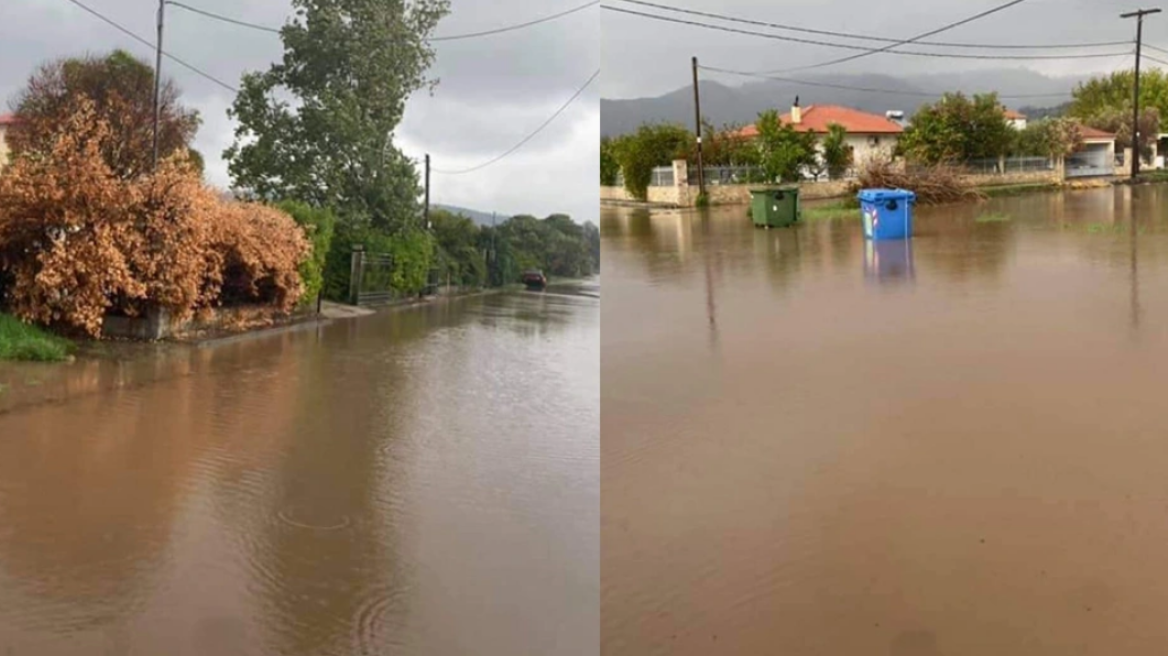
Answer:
[0,286,598,656]
[864,238,915,283]
[602,187,1168,655]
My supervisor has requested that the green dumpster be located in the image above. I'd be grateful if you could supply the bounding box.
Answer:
[749,186,800,228]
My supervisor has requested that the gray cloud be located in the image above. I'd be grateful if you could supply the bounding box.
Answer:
[602,0,1152,99]
[0,0,598,221]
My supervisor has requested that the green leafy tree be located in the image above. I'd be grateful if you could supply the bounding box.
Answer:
[611,123,693,200]
[899,92,1013,164]
[820,122,853,180]
[276,200,337,304]
[1071,70,1168,123]
[431,209,487,287]
[224,0,450,231]
[8,49,200,179]
[583,221,600,273]
[600,136,620,186]
[692,119,759,167]
[1069,70,1168,160]
[754,109,817,183]
[1010,118,1083,158]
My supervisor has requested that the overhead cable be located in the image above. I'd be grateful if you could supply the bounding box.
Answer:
[432,69,599,174]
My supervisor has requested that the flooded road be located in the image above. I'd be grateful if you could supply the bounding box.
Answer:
[602,187,1168,655]
[0,283,598,656]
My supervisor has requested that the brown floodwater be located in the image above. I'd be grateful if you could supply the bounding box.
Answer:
[0,283,598,656]
[602,187,1168,655]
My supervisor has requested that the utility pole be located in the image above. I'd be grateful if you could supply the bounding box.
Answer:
[1122,8,1160,180]
[152,0,165,170]
[424,153,431,229]
[691,56,706,199]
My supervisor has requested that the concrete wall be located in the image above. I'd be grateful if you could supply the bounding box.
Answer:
[843,135,897,168]
[957,170,1059,187]
[102,305,294,340]
[600,185,681,206]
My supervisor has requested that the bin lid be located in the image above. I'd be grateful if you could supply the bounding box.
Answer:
[749,186,799,193]
[857,188,916,202]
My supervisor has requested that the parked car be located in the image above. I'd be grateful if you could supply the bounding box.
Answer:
[521,270,547,290]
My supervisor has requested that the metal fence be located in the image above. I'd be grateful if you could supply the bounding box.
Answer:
[964,157,1053,175]
[687,166,766,185]
[1066,150,1113,178]
[348,248,406,306]
[650,166,674,187]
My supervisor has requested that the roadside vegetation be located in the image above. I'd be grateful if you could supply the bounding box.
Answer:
[803,202,858,221]
[0,314,73,362]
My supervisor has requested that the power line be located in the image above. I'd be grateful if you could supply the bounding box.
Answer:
[617,0,1131,50]
[63,0,238,92]
[1144,43,1168,56]
[785,0,1037,73]
[698,65,1079,99]
[1145,53,1168,66]
[433,0,599,41]
[166,1,280,33]
[602,6,1130,62]
[432,68,599,174]
[163,0,599,40]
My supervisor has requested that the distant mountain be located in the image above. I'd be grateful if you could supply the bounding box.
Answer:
[601,69,1087,137]
[432,204,509,227]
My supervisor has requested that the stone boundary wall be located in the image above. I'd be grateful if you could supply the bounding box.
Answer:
[602,158,1090,209]
[102,305,297,340]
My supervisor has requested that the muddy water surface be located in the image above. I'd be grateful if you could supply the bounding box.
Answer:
[602,187,1168,655]
[0,283,598,656]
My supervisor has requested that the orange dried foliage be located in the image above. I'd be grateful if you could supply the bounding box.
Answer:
[0,98,308,337]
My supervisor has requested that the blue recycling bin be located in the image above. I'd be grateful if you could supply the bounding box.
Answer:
[858,188,916,240]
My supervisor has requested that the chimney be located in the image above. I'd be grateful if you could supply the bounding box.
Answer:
[791,96,802,125]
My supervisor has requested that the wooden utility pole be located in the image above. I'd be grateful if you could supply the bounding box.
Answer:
[424,153,431,229]
[152,0,165,170]
[691,56,706,198]
[1122,8,1160,180]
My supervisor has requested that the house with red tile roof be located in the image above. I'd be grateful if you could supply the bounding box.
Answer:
[734,102,904,173]
[1002,108,1027,130]
[0,113,16,168]
[1066,123,1117,178]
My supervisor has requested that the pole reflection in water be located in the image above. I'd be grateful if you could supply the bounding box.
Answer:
[1131,205,1141,333]
[863,238,915,284]
[700,213,719,351]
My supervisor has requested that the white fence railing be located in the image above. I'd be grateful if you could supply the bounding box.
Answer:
[964,157,1054,174]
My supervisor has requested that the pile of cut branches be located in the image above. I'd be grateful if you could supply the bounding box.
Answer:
[854,158,985,205]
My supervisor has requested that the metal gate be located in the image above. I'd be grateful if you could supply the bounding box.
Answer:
[347,247,443,305]
[1066,149,1113,178]
[348,247,399,306]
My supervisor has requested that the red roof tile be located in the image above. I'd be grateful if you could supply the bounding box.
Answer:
[0,113,17,126]
[1078,125,1115,140]
[735,105,904,138]
[1003,109,1026,120]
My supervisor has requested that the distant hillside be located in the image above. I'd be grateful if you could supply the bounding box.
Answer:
[1016,101,1073,120]
[433,204,509,227]
[601,69,1087,137]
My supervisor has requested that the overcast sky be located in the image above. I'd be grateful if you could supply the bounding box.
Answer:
[0,0,599,222]
[602,0,1160,99]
